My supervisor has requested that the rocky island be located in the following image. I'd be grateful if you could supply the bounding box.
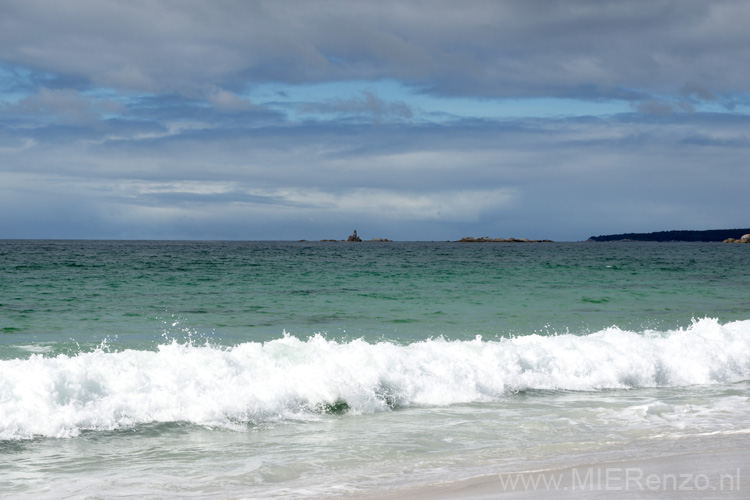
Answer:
[320,230,392,242]
[347,230,362,242]
[456,236,553,243]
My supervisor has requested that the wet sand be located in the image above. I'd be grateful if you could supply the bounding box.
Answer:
[364,446,748,500]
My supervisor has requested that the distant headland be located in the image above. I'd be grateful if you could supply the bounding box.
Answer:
[588,228,750,243]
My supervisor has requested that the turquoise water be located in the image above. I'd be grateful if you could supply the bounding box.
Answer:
[3,241,748,351]
[1,241,749,498]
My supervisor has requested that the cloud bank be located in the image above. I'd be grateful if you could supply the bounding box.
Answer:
[1,0,749,240]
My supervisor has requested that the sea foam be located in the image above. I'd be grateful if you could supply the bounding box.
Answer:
[1,317,749,440]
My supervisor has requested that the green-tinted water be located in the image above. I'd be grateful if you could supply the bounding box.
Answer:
[1,241,748,356]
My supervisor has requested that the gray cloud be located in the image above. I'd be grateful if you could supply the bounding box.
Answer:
[1,0,749,240]
[299,90,413,122]
[2,87,128,123]
[2,110,748,240]
[1,0,748,102]
[205,86,254,112]
[633,99,684,116]
[681,83,717,102]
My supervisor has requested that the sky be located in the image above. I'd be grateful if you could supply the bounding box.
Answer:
[1,0,749,241]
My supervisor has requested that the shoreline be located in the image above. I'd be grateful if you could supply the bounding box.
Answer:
[360,443,749,499]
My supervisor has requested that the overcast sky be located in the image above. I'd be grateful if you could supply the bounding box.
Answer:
[1,0,748,241]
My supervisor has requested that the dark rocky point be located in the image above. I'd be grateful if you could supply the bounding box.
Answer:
[589,228,750,242]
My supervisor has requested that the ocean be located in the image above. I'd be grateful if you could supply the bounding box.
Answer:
[1,240,749,498]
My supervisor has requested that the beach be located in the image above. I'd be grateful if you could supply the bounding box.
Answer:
[365,437,749,499]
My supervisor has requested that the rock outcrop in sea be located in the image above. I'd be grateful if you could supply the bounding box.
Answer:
[723,234,750,243]
[456,236,553,243]
[320,230,390,242]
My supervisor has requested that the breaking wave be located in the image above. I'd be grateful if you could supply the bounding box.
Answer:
[2,317,749,440]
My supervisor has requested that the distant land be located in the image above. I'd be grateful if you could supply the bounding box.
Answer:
[588,228,750,242]
[456,236,553,243]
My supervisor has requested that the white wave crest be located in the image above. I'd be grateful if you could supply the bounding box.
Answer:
[1,318,749,440]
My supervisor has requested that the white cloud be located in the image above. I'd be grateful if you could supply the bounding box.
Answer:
[254,187,517,221]
[106,179,517,222]
[337,188,516,221]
